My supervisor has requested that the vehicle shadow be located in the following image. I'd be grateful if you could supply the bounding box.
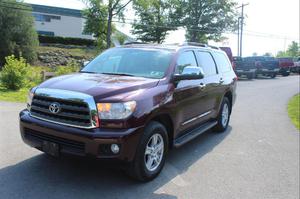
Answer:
[0,127,231,199]
[255,76,275,80]
[237,77,254,81]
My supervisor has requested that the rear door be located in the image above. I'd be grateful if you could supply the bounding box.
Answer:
[211,51,234,113]
[195,50,221,117]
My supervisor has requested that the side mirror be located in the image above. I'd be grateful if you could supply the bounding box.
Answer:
[173,66,204,81]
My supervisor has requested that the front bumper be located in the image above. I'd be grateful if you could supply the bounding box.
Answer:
[235,69,256,76]
[257,68,279,75]
[19,110,144,161]
[279,67,290,73]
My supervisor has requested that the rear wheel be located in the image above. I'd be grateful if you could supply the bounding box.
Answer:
[213,97,231,133]
[126,121,168,181]
[282,71,290,76]
[247,73,254,80]
[270,73,276,78]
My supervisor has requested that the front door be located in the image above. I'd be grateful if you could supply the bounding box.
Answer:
[173,50,210,136]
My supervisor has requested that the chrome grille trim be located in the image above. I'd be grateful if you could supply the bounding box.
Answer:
[29,88,98,129]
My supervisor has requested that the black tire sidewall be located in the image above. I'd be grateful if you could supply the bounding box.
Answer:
[214,97,231,132]
[132,121,168,181]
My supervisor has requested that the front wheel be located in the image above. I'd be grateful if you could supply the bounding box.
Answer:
[282,72,290,76]
[126,121,168,181]
[213,97,231,133]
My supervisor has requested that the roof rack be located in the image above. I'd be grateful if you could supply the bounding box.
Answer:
[181,42,207,47]
[123,41,148,45]
[180,42,220,49]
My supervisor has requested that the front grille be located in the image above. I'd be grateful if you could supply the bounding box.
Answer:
[30,95,92,128]
[24,128,85,154]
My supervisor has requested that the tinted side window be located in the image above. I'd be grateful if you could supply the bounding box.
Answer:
[176,51,198,74]
[196,51,217,76]
[213,52,232,73]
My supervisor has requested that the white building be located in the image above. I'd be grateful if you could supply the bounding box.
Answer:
[31,4,93,39]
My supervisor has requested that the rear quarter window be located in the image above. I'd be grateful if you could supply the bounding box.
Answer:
[212,52,232,73]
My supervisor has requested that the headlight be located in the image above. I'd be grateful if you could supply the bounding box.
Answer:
[27,89,34,110]
[97,101,136,120]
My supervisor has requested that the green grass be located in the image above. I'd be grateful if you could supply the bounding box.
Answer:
[288,94,300,130]
[0,85,29,103]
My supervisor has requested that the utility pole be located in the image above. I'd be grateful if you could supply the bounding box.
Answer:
[237,17,240,56]
[237,3,249,57]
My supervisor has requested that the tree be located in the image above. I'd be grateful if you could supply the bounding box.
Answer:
[263,52,272,57]
[276,41,299,58]
[83,0,132,48]
[132,0,176,43]
[82,0,108,50]
[113,31,128,45]
[0,0,39,66]
[286,41,299,57]
[252,52,258,56]
[171,0,238,43]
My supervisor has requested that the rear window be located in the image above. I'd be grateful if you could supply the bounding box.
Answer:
[212,52,232,73]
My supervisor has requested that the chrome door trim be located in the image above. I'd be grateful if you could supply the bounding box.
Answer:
[181,110,212,126]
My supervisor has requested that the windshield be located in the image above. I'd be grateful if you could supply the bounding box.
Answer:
[81,48,173,79]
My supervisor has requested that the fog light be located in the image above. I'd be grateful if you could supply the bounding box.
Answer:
[111,144,120,154]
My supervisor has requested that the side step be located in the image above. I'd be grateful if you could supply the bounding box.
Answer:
[173,121,218,148]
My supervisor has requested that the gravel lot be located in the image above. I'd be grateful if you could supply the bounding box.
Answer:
[0,75,299,199]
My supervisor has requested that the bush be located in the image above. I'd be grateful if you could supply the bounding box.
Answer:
[0,55,29,90]
[26,66,53,87]
[39,35,96,46]
[55,61,81,76]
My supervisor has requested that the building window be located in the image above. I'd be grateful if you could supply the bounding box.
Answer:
[32,13,61,22]
[37,31,55,36]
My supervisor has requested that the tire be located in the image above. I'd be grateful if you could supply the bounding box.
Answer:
[213,97,231,133]
[270,73,276,78]
[126,121,168,182]
[247,73,254,80]
[282,72,290,77]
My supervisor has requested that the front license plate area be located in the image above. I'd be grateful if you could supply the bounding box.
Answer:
[42,141,60,157]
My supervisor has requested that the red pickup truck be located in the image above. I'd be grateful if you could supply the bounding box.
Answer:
[277,57,294,76]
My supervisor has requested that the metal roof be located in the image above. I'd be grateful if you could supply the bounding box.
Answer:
[30,4,82,18]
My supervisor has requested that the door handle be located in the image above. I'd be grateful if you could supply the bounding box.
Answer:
[199,83,206,90]
[219,78,224,84]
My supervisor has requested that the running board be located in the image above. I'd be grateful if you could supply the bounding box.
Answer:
[173,121,218,148]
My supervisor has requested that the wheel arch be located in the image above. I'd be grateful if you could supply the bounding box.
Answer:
[146,112,174,149]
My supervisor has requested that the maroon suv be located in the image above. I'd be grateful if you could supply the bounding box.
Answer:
[20,43,237,181]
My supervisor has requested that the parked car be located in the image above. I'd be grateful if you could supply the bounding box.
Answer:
[233,56,257,79]
[243,56,280,78]
[19,42,237,181]
[291,57,300,74]
[220,47,234,69]
[277,57,294,76]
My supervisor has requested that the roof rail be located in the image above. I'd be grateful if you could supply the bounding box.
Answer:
[123,41,148,45]
[180,42,220,49]
[181,42,207,47]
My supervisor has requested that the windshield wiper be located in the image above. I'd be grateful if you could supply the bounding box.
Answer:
[79,71,96,74]
[101,72,135,77]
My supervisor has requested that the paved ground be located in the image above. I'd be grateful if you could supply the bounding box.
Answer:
[0,75,299,199]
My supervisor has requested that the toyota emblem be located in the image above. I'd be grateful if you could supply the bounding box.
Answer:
[49,102,61,114]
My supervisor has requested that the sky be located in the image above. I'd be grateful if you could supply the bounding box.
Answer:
[24,0,299,57]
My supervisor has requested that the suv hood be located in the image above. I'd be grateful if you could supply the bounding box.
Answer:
[38,73,160,100]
